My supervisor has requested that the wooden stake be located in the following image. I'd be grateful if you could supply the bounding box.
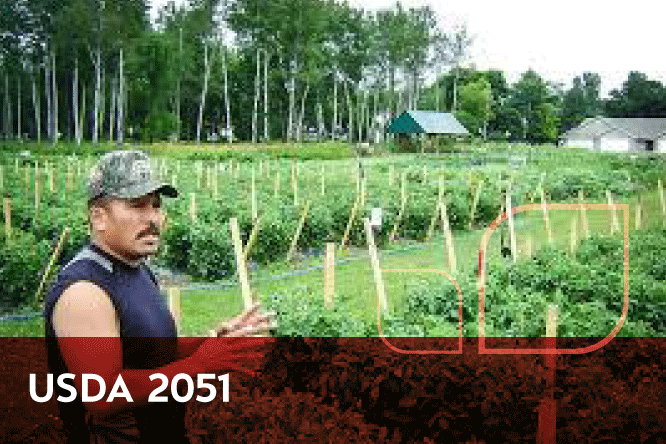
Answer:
[243,215,263,260]
[32,227,70,308]
[321,165,325,196]
[364,218,388,314]
[440,199,456,273]
[251,166,257,221]
[657,179,666,226]
[49,162,55,193]
[570,213,578,254]
[427,201,441,241]
[229,218,253,310]
[606,190,619,234]
[342,195,361,247]
[360,176,366,208]
[578,190,589,238]
[541,188,553,245]
[389,192,407,243]
[168,287,181,331]
[507,183,517,263]
[287,201,310,261]
[190,192,197,222]
[324,242,335,309]
[469,179,483,230]
[388,164,394,186]
[635,201,642,230]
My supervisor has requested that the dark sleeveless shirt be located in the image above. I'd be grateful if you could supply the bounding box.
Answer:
[43,243,188,443]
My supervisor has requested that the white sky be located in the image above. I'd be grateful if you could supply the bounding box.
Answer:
[150,0,666,97]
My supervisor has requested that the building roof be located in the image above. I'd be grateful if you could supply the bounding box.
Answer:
[387,110,470,135]
[562,117,666,140]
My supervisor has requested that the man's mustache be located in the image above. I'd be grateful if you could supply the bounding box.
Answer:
[138,222,160,239]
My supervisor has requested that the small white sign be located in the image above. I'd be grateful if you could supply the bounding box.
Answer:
[371,207,383,227]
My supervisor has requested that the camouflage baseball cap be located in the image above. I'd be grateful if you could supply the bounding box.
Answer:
[88,150,178,201]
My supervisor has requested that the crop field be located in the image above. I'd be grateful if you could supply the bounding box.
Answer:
[1,142,665,338]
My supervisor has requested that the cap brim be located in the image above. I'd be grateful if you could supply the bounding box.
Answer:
[108,181,179,199]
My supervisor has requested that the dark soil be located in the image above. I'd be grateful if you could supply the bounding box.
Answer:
[1,337,664,443]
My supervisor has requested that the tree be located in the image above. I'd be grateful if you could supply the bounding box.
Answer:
[560,72,601,132]
[604,71,666,117]
[455,76,492,137]
[509,69,560,143]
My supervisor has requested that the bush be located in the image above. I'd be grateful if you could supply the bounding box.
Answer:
[0,230,51,311]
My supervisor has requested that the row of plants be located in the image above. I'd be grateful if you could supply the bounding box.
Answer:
[0,150,663,311]
[263,230,665,337]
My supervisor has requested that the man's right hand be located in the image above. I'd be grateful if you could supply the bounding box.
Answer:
[189,336,271,377]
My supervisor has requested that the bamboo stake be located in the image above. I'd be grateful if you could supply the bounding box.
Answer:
[287,201,310,261]
[570,213,578,254]
[190,192,197,222]
[33,228,70,308]
[229,218,253,310]
[427,201,441,241]
[243,215,263,260]
[469,179,483,230]
[342,195,362,247]
[635,200,642,230]
[324,242,335,309]
[507,183,517,263]
[251,166,257,221]
[578,190,589,238]
[606,190,619,234]
[168,287,181,331]
[364,218,388,314]
[541,188,553,245]
[389,192,407,243]
[3,196,11,239]
[440,198,456,273]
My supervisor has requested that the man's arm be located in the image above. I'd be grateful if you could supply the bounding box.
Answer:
[53,282,266,418]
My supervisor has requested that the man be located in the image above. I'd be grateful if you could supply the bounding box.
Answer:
[43,150,273,443]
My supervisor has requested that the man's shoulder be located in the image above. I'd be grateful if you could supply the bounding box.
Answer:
[52,281,120,337]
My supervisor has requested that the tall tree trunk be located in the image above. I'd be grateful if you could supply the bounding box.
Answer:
[389,66,395,117]
[17,76,21,140]
[176,27,182,141]
[45,53,51,141]
[80,84,86,143]
[4,74,11,139]
[331,72,337,140]
[32,71,40,142]
[73,57,80,145]
[252,48,260,144]
[435,77,440,112]
[117,48,125,145]
[344,80,352,144]
[52,49,58,143]
[109,76,116,143]
[99,68,105,140]
[92,47,101,144]
[297,81,309,143]
[196,43,210,145]
[222,47,232,143]
[287,59,295,141]
[263,50,269,142]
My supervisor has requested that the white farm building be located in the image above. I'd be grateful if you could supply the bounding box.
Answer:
[560,117,666,152]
